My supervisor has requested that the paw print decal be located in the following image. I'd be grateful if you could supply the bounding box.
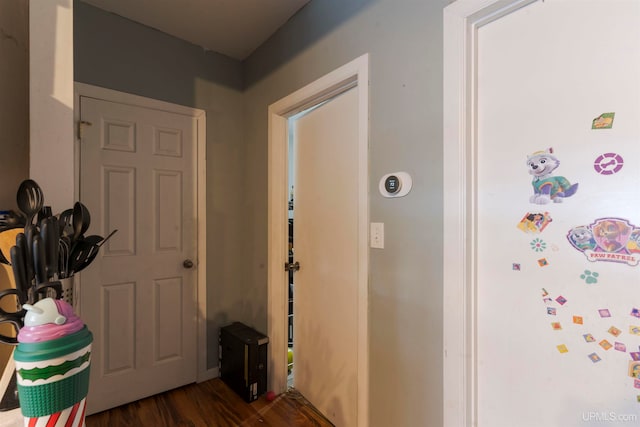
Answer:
[580,270,599,284]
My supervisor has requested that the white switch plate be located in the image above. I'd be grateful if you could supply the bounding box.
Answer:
[370,222,384,249]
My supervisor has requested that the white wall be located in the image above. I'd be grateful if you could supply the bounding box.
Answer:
[29,0,75,211]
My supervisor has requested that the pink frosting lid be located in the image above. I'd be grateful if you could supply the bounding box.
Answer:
[17,299,85,343]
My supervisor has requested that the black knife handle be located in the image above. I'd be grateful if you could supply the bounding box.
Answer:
[16,232,33,288]
[33,235,47,285]
[9,246,27,299]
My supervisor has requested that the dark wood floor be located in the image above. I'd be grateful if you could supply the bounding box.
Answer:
[85,378,334,427]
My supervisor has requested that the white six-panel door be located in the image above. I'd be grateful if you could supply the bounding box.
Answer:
[79,96,198,414]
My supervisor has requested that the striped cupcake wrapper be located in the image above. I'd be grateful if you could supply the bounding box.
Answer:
[23,397,88,427]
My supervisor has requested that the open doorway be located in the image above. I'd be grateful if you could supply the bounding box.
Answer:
[287,125,294,385]
[267,54,369,426]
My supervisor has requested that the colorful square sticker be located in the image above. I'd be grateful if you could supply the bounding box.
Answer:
[588,353,602,363]
[547,307,557,315]
[630,352,640,361]
[583,334,596,343]
[517,212,553,233]
[573,315,583,325]
[631,308,640,318]
[609,326,622,337]
[599,340,613,350]
[630,361,640,378]
[556,296,567,305]
[630,326,640,336]
[551,322,562,331]
[615,342,627,352]
[556,344,568,354]
[592,112,615,129]
[599,309,612,318]
[538,258,549,267]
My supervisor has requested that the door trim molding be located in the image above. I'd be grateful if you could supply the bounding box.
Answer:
[73,82,210,381]
[443,1,540,426]
[267,54,369,427]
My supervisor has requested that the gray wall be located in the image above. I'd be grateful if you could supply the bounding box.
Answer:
[0,0,29,210]
[242,0,445,425]
[74,0,247,370]
[75,0,447,424]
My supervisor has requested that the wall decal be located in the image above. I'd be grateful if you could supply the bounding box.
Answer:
[629,361,640,378]
[593,152,624,175]
[592,112,615,129]
[580,270,599,284]
[588,353,602,363]
[599,309,612,318]
[526,147,579,204]
[530,238,547,252]
[517,211,553,233]
[567,218,640,266]
[599,339,613,350]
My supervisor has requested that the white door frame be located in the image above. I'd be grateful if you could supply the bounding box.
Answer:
[443,1,541,426]
[267,54,369,427]
[73,82,211,382]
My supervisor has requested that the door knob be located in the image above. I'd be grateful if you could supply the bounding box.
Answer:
[183,259,194,269]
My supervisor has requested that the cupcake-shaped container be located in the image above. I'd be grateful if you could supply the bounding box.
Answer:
[13,298,93,426]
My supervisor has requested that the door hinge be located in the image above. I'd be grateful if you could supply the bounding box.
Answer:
[77,120,93,139]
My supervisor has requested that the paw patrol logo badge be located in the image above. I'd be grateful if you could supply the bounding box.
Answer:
[567,218,640,266]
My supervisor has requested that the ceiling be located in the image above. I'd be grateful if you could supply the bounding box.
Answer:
[80,0,311,61]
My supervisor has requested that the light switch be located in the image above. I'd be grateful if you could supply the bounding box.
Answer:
[370,222,384,249]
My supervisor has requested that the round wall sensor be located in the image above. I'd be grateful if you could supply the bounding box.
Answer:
[379,172,412,198]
